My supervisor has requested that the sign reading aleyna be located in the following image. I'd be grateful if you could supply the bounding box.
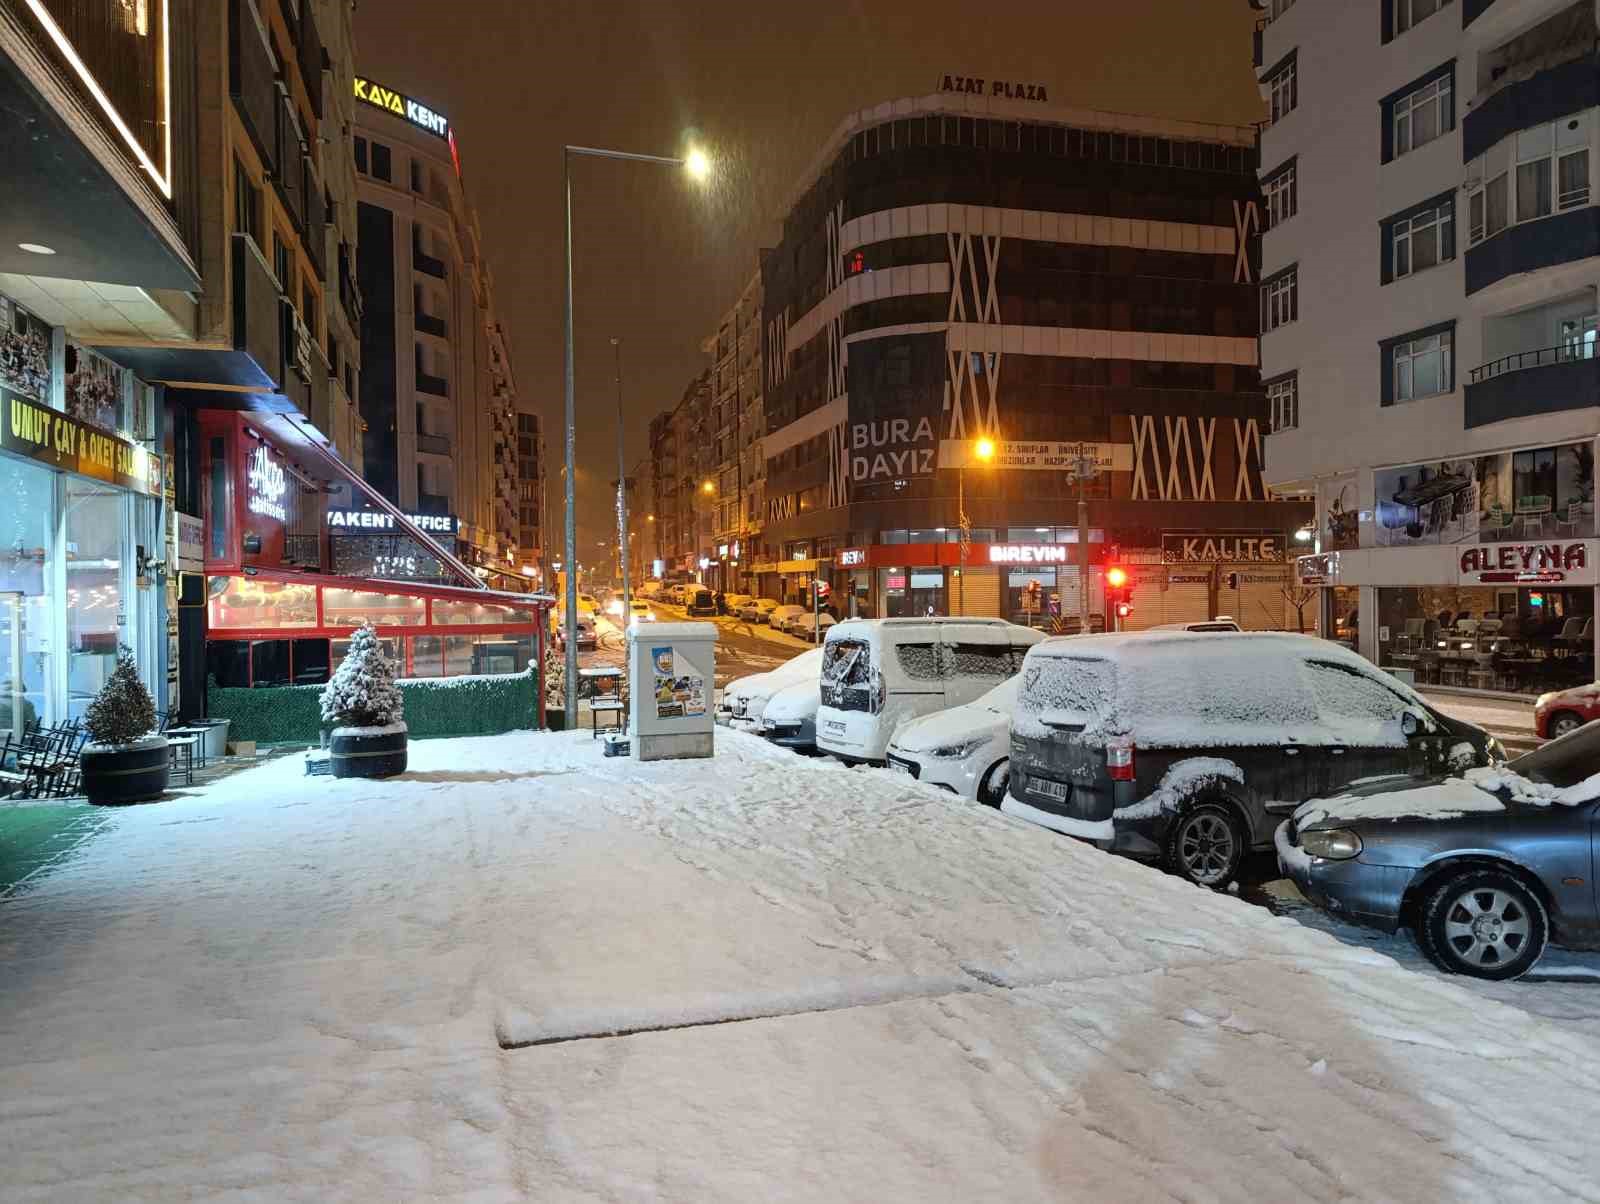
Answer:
[1,387,161,495]
[1162,533,1284,563]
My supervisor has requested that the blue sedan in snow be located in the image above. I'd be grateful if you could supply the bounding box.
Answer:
[1278,722,1600,981]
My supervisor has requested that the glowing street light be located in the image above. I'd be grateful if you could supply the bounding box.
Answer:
[684,147,711,181]
[974,436,996,462]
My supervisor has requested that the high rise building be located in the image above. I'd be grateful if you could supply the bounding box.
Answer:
[1254,0,1598,694]
[701,271,765,592]
[353,78,523,587]
[515,409,546,581]
[752,88,1307,625]
[649,372,713,578]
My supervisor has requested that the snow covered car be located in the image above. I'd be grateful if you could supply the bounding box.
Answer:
[1279,722,1600,980]
[1533,683,1599,740]
[817,618,1046,765]
[1007,632,1501,889]
[768,605,808,634]
[756,677,822,752]
[557,615,597,650]
[737,598,780,623]
[885,676,1019,805]
[628,599,655,623]
[788,613,837,643]
[717,647,825,729]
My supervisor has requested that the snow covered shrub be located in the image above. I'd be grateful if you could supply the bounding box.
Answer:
[320,624,404,729]
[84,646,157,747]
[542,642,564,706]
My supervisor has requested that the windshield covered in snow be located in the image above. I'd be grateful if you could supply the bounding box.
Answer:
[895,643,942,681]
[821,639,877,713]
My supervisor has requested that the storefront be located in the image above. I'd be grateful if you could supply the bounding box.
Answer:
[0,377,165,735]
[193,410,551,699]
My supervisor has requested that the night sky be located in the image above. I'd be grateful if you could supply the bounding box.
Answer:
[356,0,1266,552]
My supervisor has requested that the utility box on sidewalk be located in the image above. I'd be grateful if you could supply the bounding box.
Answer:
[627,621,717,761]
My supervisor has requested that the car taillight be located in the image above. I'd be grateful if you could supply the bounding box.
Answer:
[1105,735,1136,781]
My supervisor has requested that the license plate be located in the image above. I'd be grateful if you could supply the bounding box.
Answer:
[889,759,912,775]
[825,720,846,734]
[1027,777,1068,803]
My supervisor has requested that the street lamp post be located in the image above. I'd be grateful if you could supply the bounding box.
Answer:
[610,336,630,639]
[562,144,709,729]
[957,437,996,615]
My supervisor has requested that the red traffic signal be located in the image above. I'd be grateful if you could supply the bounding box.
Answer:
[1115,601,1133,619]
[1105,566,1128,590]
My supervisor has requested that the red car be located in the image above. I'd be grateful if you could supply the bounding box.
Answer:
[1534,684,1600,739]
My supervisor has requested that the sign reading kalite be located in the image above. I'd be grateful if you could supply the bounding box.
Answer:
[1163,534,1283,563]
[1,386,161,495]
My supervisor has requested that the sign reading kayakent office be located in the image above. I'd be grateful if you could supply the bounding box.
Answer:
[353,77,448,137]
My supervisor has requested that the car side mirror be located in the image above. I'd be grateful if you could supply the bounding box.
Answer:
[1401,711,1421,737]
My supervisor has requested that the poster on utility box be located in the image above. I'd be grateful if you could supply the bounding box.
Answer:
[652,646,706,720]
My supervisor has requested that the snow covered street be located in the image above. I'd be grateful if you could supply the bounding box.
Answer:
[5,730,1600,1200]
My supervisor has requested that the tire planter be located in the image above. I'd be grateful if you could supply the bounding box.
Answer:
[330,724,408,779]
[83,738,171,805]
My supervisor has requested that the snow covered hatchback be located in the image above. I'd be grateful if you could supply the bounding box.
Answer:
[1007,632,1500,888]
[816,618,1045,764]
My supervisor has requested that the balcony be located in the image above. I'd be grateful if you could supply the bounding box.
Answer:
[229,0,277,174]
[416,371,449,397]
[415,311,448,338]
[302,158,326,277]
[273,92,305,230]
[1466,207,1600,295]
[1466,343,1600,427]
[417,432,451,456]
[297,0,325,120]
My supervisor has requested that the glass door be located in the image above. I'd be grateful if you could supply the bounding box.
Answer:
[0,458,55,733]
[63,479,128,721]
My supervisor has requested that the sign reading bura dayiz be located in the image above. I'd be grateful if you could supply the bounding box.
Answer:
[327,508,459,535]
[0,386,161,496]
[353,77,448,137]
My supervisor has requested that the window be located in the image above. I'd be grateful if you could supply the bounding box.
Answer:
[895,643,942,680]
[1389,197,1454,280]
[1395,0,1452,35]
[1387,326,1454,404]
[233,158,260,244]
[1391,73,1452,158]
[353,136,368,173]
[1265,56,1297,125]
[1560,314,1597,360]
[1468,114,1589,245]
[1263,160,1296,229]
[1268,0,1296,18]
[1260,267,1298,332]
[1267,373,1299,432]
[370,141,392,183]
[410,159,422,193]
[273,234,291,293]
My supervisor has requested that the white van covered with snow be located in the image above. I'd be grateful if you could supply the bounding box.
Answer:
[815,618,1045,764]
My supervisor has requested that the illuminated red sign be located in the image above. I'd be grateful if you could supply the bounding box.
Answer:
[1459,543,1586,577]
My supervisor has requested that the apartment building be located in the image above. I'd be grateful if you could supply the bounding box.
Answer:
[700,271,766,591]
[648,372,714,579]
[353,78,523,585]
[515,409,546,581]
[1257,0,1598,696]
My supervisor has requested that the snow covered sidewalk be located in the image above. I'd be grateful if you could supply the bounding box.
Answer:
[3,731,1599,1200]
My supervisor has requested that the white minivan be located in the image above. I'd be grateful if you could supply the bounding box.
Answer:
[815,618,1045,764]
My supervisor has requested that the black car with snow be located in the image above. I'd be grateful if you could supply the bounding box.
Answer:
[1007,632,1500,888]
[1279,721,1600,980]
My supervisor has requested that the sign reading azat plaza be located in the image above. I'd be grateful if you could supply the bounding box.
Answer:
[353,77,448,137]
[940,74,1049,102]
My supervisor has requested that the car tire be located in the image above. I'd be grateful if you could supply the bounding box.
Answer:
[1548,711,1585,739]
[977,759,1009,808]
[1417,868,1548,981]
[1164,801,1247,889]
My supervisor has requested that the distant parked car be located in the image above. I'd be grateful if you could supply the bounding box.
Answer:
[1007,632,1501,888]
[628,599,655,623]
[789,612,837,644]
[1280,722,1600,980]
[738,598,781,623]
[557,615,597,650]
[885,676,1020,806]
[686,587,718,616]
[769,604,808,634]
[1149,619,1242,632]
[1534,684,1600,740]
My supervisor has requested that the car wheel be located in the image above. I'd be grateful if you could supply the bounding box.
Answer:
[977,759,1008,808]
[1417,868,1547,980]
[1548,711,1585,739]
[1165,802,1246,889]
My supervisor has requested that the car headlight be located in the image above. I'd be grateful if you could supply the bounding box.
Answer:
[929,738,985,759]
[1300,828,1363,861]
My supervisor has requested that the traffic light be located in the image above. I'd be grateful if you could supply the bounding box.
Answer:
[1225,571,1240,590]
[1106,566,1132,627]
[1105,566,1128,591]
[1115,599,1134,621]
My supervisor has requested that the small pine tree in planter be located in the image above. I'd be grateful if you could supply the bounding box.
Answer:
[81,647,169,805]
[320,625,407,778]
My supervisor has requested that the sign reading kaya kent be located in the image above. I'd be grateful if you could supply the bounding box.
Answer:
[353,78,448,137]
[940,74,1049,102]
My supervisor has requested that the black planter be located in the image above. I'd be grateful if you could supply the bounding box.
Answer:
[329,725,408,779]
[82,740,171,805]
